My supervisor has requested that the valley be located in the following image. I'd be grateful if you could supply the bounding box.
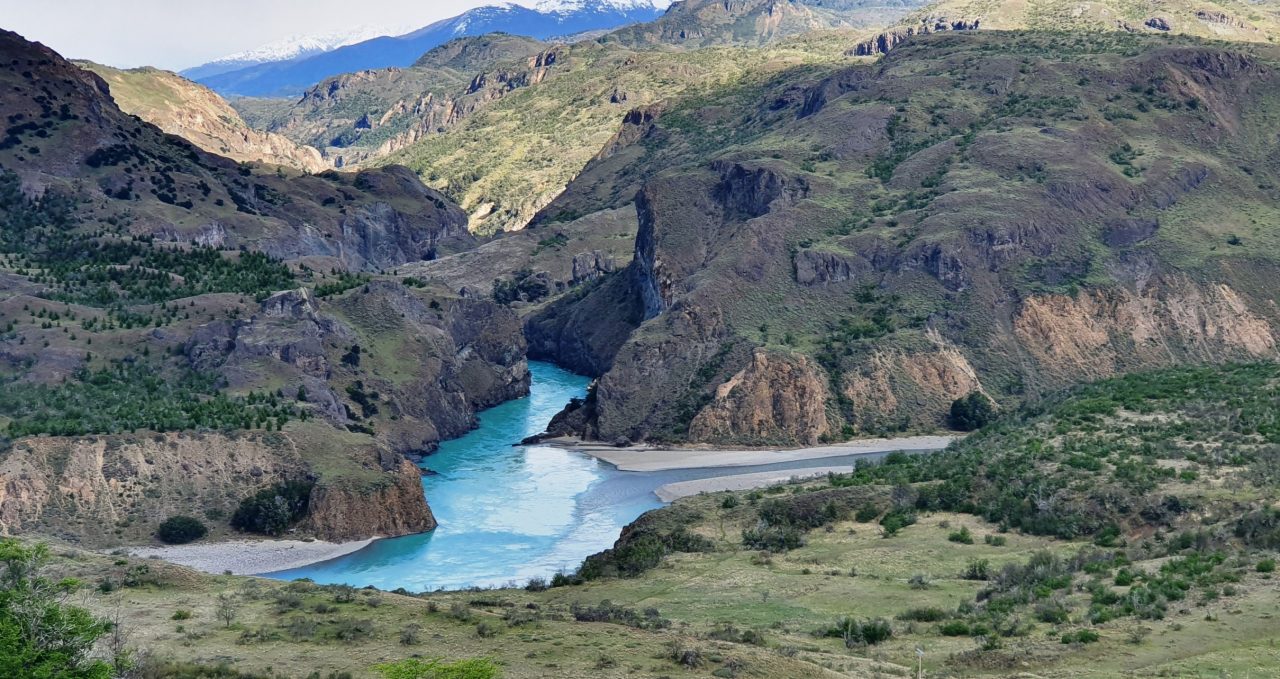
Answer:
[3,0,1280,677]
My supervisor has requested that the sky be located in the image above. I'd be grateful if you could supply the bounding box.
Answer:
[0,0,535,70]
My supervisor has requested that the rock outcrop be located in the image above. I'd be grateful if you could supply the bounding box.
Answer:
[688,350,831,445]
[849,18,980,57]
[78,62,327,172]
[304,460,437,542]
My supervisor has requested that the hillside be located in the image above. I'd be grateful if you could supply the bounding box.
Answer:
[14,361,1280,677]
[0,29,528,548]
[854,0,1280,54]
[252,33,553,169]
[524,30,1280,446]
[76,62,328,171]
[379,31,873,234]
[603,0,928,47]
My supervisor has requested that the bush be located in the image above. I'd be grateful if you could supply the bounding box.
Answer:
[1257,558,1276,573]
[854,504,881,522]
[984,534,1007,547]
[1061,629,1100,644]
[880,509,917,536]
[230,481,313,536]
[1034,599,1070,624]
[374,657,499,679]
[939,620,971,636]
[948,526,974,544]
[898,607,948,622]
[948,393,996,431]
[742,524,805,552]
[963,559,991,581]
[157,516,208,544]
[825,617,892,647]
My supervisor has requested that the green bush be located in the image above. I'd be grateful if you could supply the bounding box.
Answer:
[897,607,948,622]
[825,617,892,647]
[948,393,996,431]
[230,481,314,536]
[1061,629,1100,644]
[939,620,971,636]
[0,540,113,678]
[374,657,499,679]
[1256,558,1276,573]
[157,516,208,545]
[948,526,974,544]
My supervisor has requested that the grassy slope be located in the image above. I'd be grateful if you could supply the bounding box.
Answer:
[41,362,1280,678]
[902,0,1280,41]
[378,32,861,234]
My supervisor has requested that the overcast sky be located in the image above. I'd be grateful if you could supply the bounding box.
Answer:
[0,0,534,70]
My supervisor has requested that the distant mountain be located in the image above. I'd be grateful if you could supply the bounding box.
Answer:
[192,1,672,98]
[180,24,416,82]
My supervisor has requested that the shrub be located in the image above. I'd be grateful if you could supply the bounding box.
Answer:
[1034,599,1070,624]
[948,526,974,544]
[898,607,948,622]
[373,657,499,679]
[825,617,892,647]
[230,481,313,536]
[1257,558,1276,573]
[741,524,805,552]
[1061,629,1100,644]
[984,534,1007,546]
[939,620,971,636]
[880,509,917,536]
[948,393,996,431]
[963,559,991,581]
[157,516,208,544]
[855,504,881,522]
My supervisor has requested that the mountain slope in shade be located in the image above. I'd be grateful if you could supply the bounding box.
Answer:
[194,1,671,97]
[78,62,328,172]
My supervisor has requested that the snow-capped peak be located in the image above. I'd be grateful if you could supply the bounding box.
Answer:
[534,0,672,12]
[201,24,417,69]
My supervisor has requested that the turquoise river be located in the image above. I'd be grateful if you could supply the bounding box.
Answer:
[268,361,895,591]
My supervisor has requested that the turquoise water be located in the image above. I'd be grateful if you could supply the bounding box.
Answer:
[268,361,902,591]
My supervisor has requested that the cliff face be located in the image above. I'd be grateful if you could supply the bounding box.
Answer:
[0,428,437,546]
[304,460,436,542]
[189,283,529,457]
[78,62,328,172]
[528,33,1280,445]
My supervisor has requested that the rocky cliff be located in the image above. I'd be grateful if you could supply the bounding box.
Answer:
[78,62,328,172]
[0,427,433,546]
[529,32,1280,445]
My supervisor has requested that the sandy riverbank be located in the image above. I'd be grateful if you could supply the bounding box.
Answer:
[654,466,855,502]
[127,537,378,576]
[555,434,958,472]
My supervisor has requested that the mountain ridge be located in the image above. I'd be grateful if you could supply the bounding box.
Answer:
[191,0,671,97]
